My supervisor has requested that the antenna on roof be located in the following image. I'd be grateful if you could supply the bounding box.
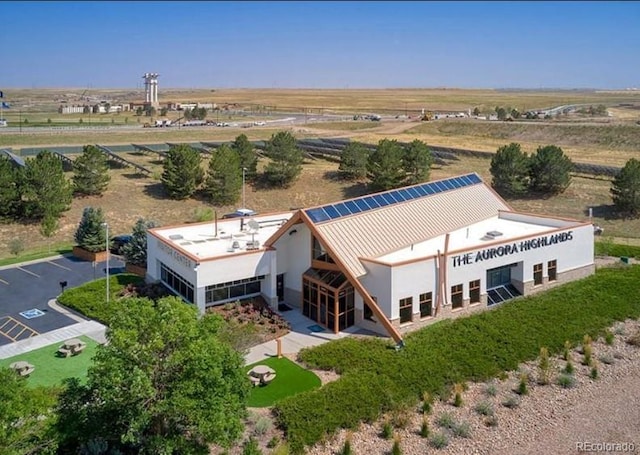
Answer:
[247,219,260,245]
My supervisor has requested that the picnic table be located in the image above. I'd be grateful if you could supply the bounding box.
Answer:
[10,361,35,377]
[248,365,276,386]
[58,338,87,357]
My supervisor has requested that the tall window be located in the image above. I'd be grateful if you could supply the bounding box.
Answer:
[312,236,335,264]
[399,297,413,324]
[364,296,377,322]
[451,284,463,309]
[533,263,543,286]
[548,260,557,282]
[469,280,481,304]
[160,262,194,303]
[419,292,433,318]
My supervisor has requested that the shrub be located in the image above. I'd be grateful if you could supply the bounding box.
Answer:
[340,432,353,455]
[8,238,24,257]
[626,329,640,347]
[516,373,528,395]
[254,416,272,436]
[451,421,471,438]
[564,360,575,375]
[391,435,402,455]
[474,400,494,417]
[484,415,499,427]
[453,382,464,407]
[419,417,430,438]
[390,408,412,429]
[435,412,455,430]
[429,432,449,449]
[267,436,280,449]
[497,371,509,381]
[537,347,552,385]
[582,335,593,366]
[604,330,615,345]
[484,382,498,397]
[381,420,393,440]
[557,373,576,389]
[421,391,432,414]
[599,354,615,365]
[242,437,263,455]
[502,396,520,409]
[193,206,214,222]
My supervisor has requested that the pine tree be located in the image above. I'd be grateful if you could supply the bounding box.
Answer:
[338,141,369,180]
[72,144,111,196]
[122,218,157,267]
[205,144,242,206]
[490,143,530,197]
[161,144,204,200]
[529,145,573,195]
[231,134,258,181]
[264,131,303,188]
[367,139,405,192]
[403,139,433,185]
[611,158,640,217]
[0,156,21,221]
[74,207,107,252]
[20,150,73,220]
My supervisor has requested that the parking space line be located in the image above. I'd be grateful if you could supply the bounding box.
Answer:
[48,261,72,271]
[0,316,38,342]
[0,276,8,285]
[17,267,40,278]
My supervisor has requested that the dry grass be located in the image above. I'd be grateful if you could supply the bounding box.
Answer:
[1,150,637,259]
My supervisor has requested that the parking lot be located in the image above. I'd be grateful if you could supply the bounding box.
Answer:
[0,255,124,346]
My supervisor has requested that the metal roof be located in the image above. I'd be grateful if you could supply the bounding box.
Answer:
[310,175,510,277]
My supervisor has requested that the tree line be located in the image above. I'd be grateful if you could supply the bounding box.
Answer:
[489,142,640,217]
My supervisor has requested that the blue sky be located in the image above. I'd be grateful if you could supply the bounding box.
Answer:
[2,1,638,89]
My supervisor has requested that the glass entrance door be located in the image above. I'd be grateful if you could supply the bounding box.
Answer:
[487,265,512,289]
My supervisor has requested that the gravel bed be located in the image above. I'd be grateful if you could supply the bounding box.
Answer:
[306,319,640,455]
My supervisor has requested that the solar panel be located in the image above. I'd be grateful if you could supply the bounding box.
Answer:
[344,200,361,214]
[304,173,482,224]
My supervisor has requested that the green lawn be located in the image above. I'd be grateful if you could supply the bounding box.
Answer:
[0,336,99,388]
[245,357,321,407]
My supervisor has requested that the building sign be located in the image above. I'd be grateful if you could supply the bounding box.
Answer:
[157,239,195,270]
[451,231,573,268]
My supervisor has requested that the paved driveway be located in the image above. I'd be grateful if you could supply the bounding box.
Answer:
[0,255,124,346]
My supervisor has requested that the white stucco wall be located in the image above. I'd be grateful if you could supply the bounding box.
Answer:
[389,257,438,319]
[359,261,393,317]
[273,224,312,293]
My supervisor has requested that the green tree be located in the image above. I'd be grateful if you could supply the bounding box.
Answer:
[529,145,573,195]
[135,106,143,116]
[161,144,204,200]
[490,143,530,197]
[0,156,21,221]
[403,139,433,185]
[72,145,111,196]
[367,139,406,192]
[160,107,168,117]
[205,144,242,206]
[0,368,58,455]
[55,297,250,454]
[122,218,157,267]
[40,214,59,252]
[20,150,73,220]
[74,207,108,252]
[611,158,640,217]
[495,107,507,120]
[338,141,369,180]
[472,107,480,117]
[511,108,521,119]
[231,134,258,181]
[264,131,303,188]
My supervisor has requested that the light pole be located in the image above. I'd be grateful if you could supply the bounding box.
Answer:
[102,222,110,304]
[242,167,247,209]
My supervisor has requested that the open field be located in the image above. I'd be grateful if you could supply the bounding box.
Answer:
[5,87,640,115]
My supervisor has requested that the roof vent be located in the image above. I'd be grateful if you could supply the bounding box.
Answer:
[169,234,184,240]
[485,231,503,239]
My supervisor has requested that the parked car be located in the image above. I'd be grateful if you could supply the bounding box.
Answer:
[222,208,258,219]
[110,235,132,255]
